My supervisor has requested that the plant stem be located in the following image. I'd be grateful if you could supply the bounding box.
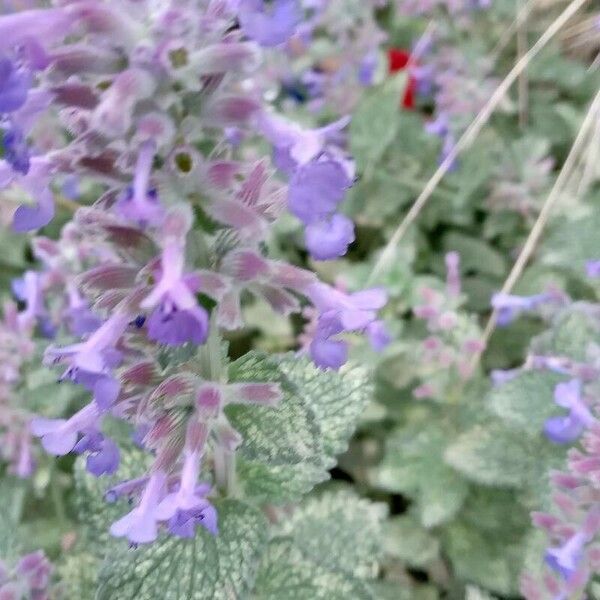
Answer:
[367,0,590,285]
[473,86,600,369]
[50,464,67,526]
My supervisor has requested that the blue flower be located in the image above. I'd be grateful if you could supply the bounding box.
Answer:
[0,56,29,113]
[544,380,596,444]
[237,0,300,47]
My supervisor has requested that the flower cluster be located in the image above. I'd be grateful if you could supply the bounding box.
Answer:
[490,272,600,597]
[0,550,53,600]
[0,1,388,545]
[521,438,600,599]
[411,252,483,399]
[0,299,38,478]
[268,0,388,114]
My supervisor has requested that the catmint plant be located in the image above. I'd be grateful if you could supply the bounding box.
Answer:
[0,0,388,550]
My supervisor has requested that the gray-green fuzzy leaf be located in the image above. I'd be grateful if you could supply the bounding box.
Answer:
[486,371,564,434]
[277,487,387,579]
[96,499,268,600]
[253,539,374,600]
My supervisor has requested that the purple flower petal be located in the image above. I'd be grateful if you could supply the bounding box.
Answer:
[305,213,355,260]
[310,337,348,370]
[288,161,350,224]
[93,376,120,410]
[86,438,119,476]
[146,304,209,346]
[544,414,585,445]
[0,57,30,113]
[12,188,54,232]
[238,0,300,47]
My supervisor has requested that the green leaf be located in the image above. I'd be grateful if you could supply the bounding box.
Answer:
[383,515,440,568]
[535,306,600,362]
[58,553,100,600]
[227,353,322,466]
[375,416,469,527]
[253,539,374,600]
[96,499,268,600]
[0,477,26,558]
[368,581,438,600]
[465,586,499,600]
[275,355,372,459]
[442,232,507,278]
[277,487,387,579]
[541,200,600,277]
[25,376,85,417]
[350,75,405,170]
[228,353,372,503]
[442,520,526,596]
[444,422,561,488]
[486,371,565,434]
[236,460,329,503]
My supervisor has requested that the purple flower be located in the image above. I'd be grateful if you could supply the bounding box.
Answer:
[110,470,166,545]
[73,429,119,476]
[306,283,388,369]
[544,380,596,444]
[366,320,391,351]
[4,124,30,174]
[155,422,217,538]
[0,8,72,55]
[287,158,354,260]
[115,140,165,227]
[288,160,351,224]
[13,434,35,479]
[544,415,587,445]
[46,313,128,373]
[66,287,102,336]
[545,532,586,579]
[30,402,101,456]
[12,186,54,232]
[0,56,30,113]
[491,292,554,326]
[358,50,378,86]
[141,242,210,346]
[311,337,348,370]
[11,270,51,334]
[309,283,388,330]
[586,260,600,278]
[305,213,355,260]
[16,550,52,592]
[257,111,350,171]
[237,0,300,47]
